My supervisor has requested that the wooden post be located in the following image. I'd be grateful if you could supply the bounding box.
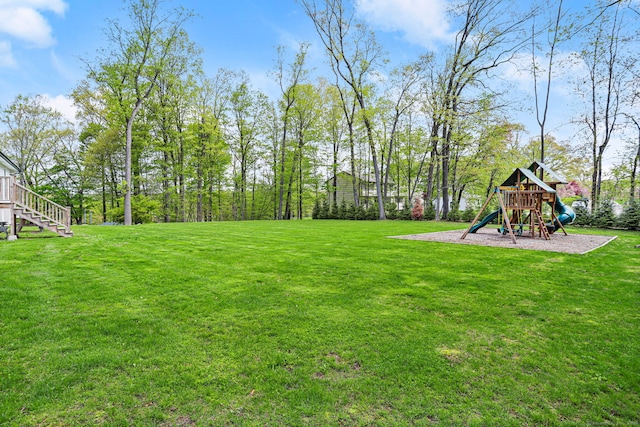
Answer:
[497,191,517,244]
[461,190,495,240]
[8,176,17,240]
[65,207,72,233]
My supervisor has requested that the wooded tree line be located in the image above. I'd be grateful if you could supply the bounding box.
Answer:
[0,0,638,224]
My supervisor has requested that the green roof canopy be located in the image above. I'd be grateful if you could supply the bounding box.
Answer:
[501,168,556,193]
[527,161,567,184]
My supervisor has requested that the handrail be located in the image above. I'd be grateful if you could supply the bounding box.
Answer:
[13,180,72,233]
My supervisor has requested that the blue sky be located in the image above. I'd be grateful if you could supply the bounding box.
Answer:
[0,0,635,168]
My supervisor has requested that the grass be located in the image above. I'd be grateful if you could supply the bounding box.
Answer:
[0,220,638,426]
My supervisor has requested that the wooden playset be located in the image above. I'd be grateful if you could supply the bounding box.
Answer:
[461,162,574,244]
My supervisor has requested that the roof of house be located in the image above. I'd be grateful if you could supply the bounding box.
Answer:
[0,150,20,173]
[501,167,556,193]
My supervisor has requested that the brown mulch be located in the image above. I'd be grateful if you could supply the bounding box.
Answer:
[389,227,618,254]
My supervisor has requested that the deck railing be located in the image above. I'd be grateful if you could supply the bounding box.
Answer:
[1,176,71,233]
[0,176,13,202]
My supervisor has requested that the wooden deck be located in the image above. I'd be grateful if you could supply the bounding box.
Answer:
[0,176,73,238]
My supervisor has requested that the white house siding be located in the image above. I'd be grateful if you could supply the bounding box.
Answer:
[0,153,19,225]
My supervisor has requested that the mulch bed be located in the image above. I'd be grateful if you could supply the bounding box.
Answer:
[389,227,618,255]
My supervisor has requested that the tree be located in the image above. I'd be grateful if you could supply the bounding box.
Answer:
[300,0,387,219]
[273,43,310,220]
[318,78,347,207]
[436,0,533,218]
[228,77,268,220]
[88,0,194,225]
[380,58,428,199]
[531,0,568,174]
[287,83,321,219]
[578,0,630,210]
[0,94,74,187]
[629,118,640,202]
[190,70,233,222]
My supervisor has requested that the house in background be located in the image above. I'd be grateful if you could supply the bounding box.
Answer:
[0,150,72,239]
[326,171,406,208]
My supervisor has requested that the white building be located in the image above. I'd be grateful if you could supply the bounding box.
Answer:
[0,151,20,226]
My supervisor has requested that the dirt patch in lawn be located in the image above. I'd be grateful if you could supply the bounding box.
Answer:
[389,227,617,254]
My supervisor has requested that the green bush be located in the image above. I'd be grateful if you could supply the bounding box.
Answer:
[106,194,160,224]
[617,200,640,230]
[365,203,378,220]
[423,201,436,221]
[447,209,461,222]
[330,201,339,219]
[385,203,398,220]
[398,204,411,220]
[461,206,477,222]
[346,203,356,220]
[312,199,321,219]
[593,201,615,228]
[572,205,593,227]
[338,200,347,219]
[318,199,329,219]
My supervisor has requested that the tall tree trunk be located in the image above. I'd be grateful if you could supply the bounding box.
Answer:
[277,117,289,220]
[362,112,386,219]
[124,98,143,225]
[284,149,299,220]
[101,164,107,221]
[383,112,401,199]
[162,151,171,222]
[441,123,451,220]
[298,141,304,219]
[631,121,640,202]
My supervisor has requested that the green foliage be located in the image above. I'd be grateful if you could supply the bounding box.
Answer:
[617,200,640,230]
[572,205,593,227]
[365,203,378,220]
[447,208,461,222]
[106,194,160,224]
[330,201,339,219]
[337,199,347,220]
[423,201,436,221]
[346,203,356,220]
[354,204,366,220]
[318,199,329,219]
[397,203,411,220]
[461,206,477,222]
[312,198,321,219]
[385,203,398,220]
[593,201,615,228]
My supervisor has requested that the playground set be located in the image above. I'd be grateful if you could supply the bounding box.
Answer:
[461,162,575,244]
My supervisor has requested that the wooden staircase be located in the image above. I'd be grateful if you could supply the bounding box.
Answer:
[0,176,73,238]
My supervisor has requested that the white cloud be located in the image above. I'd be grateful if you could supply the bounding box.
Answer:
[355,0,452,48]
[40,93,77,124]
[0,0,67,48]
[0,0,68,15]
[502,53,533,90]
[501,51,588,95]
[0,40,16,67]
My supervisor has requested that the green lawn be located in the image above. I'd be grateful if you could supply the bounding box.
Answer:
[1,220,638,426]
